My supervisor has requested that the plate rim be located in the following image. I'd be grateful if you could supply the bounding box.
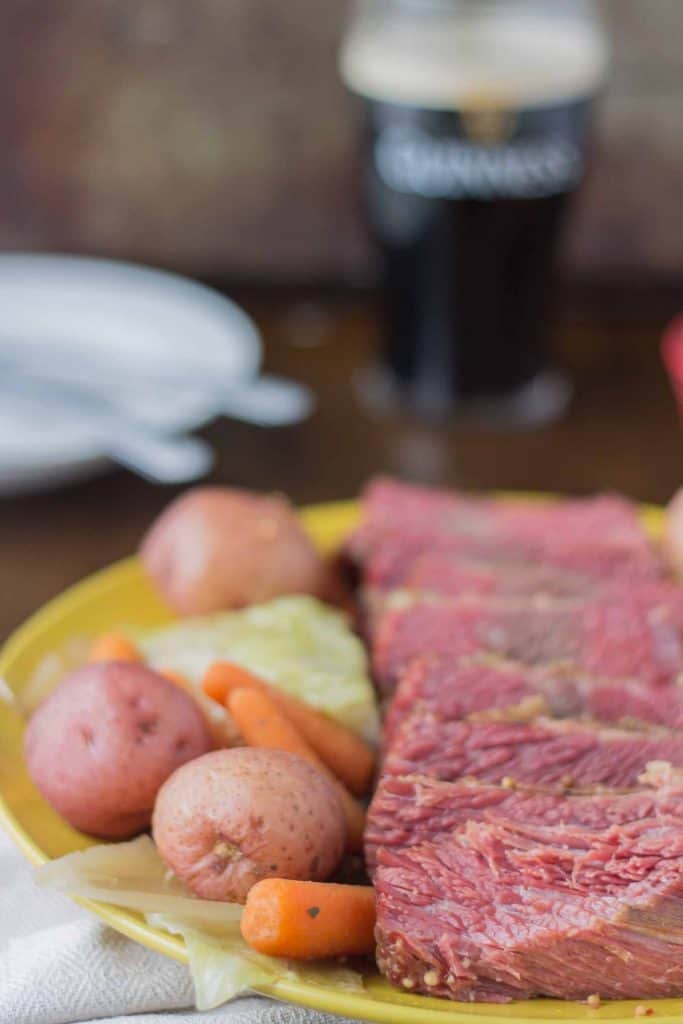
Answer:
[1,495,678,1024]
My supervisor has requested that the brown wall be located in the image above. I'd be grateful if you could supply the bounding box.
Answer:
[1,0,681,285]
[567,0,683,282]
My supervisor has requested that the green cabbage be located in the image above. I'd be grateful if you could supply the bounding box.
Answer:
[134,596,379,744]
[151,916,364,1011]
[36,836,365,1010]
[35,835,241,935]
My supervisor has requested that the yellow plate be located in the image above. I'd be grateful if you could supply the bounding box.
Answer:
[0,498,678,1024]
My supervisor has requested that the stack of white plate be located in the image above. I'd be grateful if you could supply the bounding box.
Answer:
[0,255,312,495]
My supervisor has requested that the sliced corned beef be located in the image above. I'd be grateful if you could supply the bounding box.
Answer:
[350,478,651,557]
[384,654,683,747]
[362,529,662,592]
[365,557,683,628]
[584,678,683,729]
[348,478,661,580]
[372,592,683,693]
[382,712,683,787]
[349,479,683,1004]
[374,813,683,1001]
[365,764,683,871]
[382,655,554,750]
[367,553,597,599]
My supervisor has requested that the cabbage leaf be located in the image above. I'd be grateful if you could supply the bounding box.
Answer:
[134,596,379,744]
[36,835,365,1010]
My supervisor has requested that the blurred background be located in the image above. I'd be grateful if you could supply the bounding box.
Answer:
[0,0,682,636]
[3,0,680,287]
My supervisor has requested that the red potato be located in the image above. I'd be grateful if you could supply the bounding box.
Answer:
[152,748,346,902]
[24,662,212,839]
[139,487,331,616]
[663,487,683,578]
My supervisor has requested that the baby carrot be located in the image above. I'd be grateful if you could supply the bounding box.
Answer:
[202,661,235,704]
[241,878,375,959]
[88,632,142,663]
[160,667,239,749]
[201,661,375,795]
[226,687,365,852]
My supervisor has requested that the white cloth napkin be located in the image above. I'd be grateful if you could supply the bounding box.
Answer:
[0,827,357,1024]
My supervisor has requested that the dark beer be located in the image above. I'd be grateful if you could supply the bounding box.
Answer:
[341,0,607,422]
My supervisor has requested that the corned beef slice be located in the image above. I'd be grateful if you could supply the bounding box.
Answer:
[365,765,683,871]
[363,529,661,590]
[351,478,650,555]
[367,554,683,613]
[382,713,683,786]
[372,593,683,693]
[353,480,683,1002]
[348,478,661,579]
[384,655,683,746]
[585,678,683,729]
[374,815,683,1001]
[369,553,599,599]
[382,656,552,750]
[362,575,683,646]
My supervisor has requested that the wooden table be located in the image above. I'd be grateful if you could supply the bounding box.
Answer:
[1,294,681,641]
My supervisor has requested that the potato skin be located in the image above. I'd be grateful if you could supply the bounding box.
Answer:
[152,748,346,902]
[139,486,330,615]
[24,662,212,839]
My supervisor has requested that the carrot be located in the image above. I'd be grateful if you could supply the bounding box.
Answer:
[159,667,239,749]
[226,687,365,852]
[241,878,375,959]
[88,632,142,663]
[201,661,375,794]
[201,661,235,704]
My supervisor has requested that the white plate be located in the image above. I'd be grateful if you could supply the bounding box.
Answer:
[0,254,262,495]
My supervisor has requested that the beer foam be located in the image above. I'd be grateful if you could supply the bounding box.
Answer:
[340,4,608,109]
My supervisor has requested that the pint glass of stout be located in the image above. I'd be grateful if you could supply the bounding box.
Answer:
[340,0,608,423]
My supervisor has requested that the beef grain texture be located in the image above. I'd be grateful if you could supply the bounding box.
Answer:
[365,557,683,635]
[383,713,683,787]
[348,478,661,580]
[383,654,683,748]
[375,814,683,1001]
[382,655,550,752]
[372,592,683,693]
[353,478,683,1003]
[366,554,600,599]
[365,765,683,871]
